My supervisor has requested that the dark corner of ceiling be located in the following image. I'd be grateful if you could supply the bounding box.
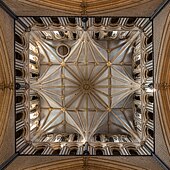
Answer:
[150,0,170,20]
[0,1,18,20]
[0,153,19,170]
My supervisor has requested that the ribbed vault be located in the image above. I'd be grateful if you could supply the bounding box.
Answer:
[30,28,141,142]
[3,0,164,16]
[155,10,170,154]
[0,27,13,147]
[15,0,154,15]
[23,157,146,170]
[15,16,154,155]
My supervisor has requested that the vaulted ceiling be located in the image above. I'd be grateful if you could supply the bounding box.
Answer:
[30,29,141,142]
[3,0,164,16]
[0,0,170,169]
[22,16,153,154]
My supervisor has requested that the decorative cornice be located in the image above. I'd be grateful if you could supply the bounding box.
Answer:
[16,18,30,30]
